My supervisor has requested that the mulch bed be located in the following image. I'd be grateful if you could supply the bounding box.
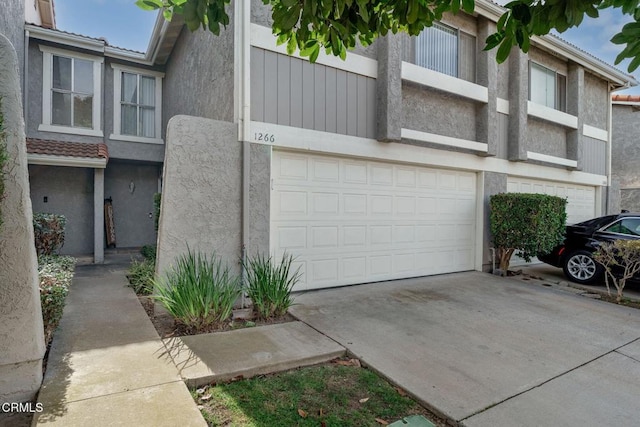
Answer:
[138,296,296,338]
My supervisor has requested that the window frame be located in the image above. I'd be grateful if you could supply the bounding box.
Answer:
[39,45,103,137]
[414,21,477,83]
[110,64,164,144]
[528,61,567,112]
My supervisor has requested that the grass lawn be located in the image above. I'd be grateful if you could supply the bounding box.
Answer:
[192,360,445,426]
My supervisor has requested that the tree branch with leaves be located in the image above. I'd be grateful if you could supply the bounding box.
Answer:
[137,0,640,71]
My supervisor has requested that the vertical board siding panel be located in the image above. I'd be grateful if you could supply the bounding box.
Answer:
[263,51,279,124]
[356,76,368,137]
[582,139,606,175]
[347,73,358,136]
[325,67,337,133]
[314,64,326,131]
[497,113,508,159]
[250,47,265,122]
[336,70,348,134]
[366,77,376,138]
[290,57,303,128]
[302,60,315,130]
[277,54,291,126]
[459,32,476,83]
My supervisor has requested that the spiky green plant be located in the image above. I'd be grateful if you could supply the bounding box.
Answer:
[128,258,155,295]
[242,253,301,320]
[154,250,241,332]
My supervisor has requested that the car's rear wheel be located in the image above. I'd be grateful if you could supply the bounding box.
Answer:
[562,250,602,284]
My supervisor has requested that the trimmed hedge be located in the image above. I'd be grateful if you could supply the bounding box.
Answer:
[39,255,76,345]
[490,193,567,274]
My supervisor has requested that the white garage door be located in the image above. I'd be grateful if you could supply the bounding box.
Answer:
[271,151,477,291]
[507,177,596,225]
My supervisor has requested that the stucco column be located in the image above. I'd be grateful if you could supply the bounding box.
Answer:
[0,33,46,402]
[94,168,104,264]
[508,50,528,161]
[566,63,584,170]
[377,33,403,142]
[476,18,498,157]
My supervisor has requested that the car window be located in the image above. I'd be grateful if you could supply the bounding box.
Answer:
[603,218,640,236]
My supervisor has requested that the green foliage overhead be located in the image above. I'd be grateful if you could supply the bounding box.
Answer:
[490,193,566,273]
[138,0,640,71]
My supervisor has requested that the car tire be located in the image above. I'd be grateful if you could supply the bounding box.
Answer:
[562,250,602,285]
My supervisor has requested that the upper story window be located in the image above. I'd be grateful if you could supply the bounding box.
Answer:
[415,22,476,83]
[39,46,103,137]
[111,65,164,144]
[529,62,566,112]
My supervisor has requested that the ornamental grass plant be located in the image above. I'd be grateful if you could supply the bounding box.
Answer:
[154,250,241,333]
[243,253,301,320]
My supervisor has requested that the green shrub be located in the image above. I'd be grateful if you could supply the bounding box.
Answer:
[594,240,640,303]
[38,255,76,345]
[140,244,157,261]
[33,213,67,255]
[154,193,161,232]
[128,258,155,295]
[0,107,7,233]
[490,193,567,274]
[154,250,241,332]
[242,253,301,319]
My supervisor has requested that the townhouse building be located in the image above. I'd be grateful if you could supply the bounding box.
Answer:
[611,94,640,213]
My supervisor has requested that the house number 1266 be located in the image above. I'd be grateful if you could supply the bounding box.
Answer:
[254,133,275,143]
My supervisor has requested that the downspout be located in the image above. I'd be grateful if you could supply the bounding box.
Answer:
[236,0,251,305]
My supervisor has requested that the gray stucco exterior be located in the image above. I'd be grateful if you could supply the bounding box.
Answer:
[612,103,640,212]
[0,0,24,86]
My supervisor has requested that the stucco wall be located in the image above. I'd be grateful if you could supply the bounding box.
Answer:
[583,72,608,129]
[157,116,242,277]
[29,165,94,255]
[0,34,45,403]
[104,161,159,248]
[528,47,568,75]
[612,104,640,212]
[163,23,235,132]
[0,0,24,86]
[402,83,477,142]
[497,57,510,100]
[249,143,270,257]
[526,119,567,158]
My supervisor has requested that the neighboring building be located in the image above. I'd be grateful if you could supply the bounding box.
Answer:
[611,94,640,213]
[155,0,635,290]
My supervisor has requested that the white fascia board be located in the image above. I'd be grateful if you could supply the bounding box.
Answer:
[401,62,488,103]
[104,47,150,65]
[110,63,165,78]
[250,24,377,79]
[27,153,107,168]
[583,124,608,142]
[612,101,640,106]
[527,101,578,129]
[401,128,488,153]
[526,151,578,168]
[28,25,104,53]
[250,121,607,186]
[497,98,510,115]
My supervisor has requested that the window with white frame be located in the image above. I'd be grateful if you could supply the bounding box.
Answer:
[39,46,103,136]
[529,62,567,112]
[415,22,476,83]
[111,65,163,143]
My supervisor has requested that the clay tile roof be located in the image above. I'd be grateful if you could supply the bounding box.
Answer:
[26,138,109,160]
[612,94,640,103]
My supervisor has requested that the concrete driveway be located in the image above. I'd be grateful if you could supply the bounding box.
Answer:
[289,272,640,426]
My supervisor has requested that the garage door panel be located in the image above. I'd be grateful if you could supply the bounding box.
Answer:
[272,151,477,290]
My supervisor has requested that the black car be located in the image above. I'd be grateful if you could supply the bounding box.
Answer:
[538,213,640,284]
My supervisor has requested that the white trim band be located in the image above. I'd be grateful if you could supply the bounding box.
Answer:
[38,124,104,137]
[401,128,489,152]
[582,124,608,142]
[497,98,510,115]
[250,24,377,79]
[27,153,107,168]
[250,120,606,186]
[526,151,578,168]
[401,62,489,103]
[527,101,578,129]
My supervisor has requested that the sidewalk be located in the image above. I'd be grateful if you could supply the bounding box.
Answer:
[33,256,206,426]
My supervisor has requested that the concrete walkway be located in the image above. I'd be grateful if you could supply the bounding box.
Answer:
[290,271,640,426]
[33,257,206,426]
